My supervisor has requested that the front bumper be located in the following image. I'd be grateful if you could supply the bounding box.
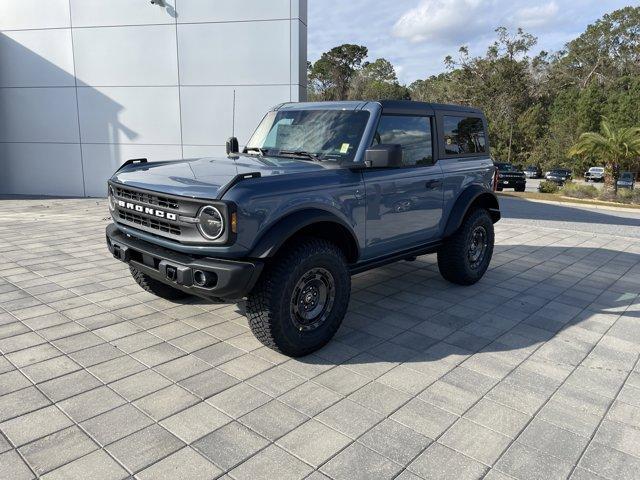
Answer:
[106,223,263,300]
[498,179,526,188]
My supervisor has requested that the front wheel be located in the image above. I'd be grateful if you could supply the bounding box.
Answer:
[437,209,494,285]
[246,238,350,357]
[515,185,526,192]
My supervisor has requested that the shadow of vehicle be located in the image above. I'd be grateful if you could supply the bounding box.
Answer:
[190,242,638,367]
[499,196,640,228]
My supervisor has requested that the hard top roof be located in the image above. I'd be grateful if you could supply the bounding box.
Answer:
[275,100,483,115]
[379,100,483,115]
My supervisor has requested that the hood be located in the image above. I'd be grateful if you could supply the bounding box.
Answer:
[110,155,328,198]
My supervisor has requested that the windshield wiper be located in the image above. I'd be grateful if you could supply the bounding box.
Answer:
[277,150,323,161]
[245,147,268,156]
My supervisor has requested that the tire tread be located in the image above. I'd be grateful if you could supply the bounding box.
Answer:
[246,237,349,356]
[437,208,494,285]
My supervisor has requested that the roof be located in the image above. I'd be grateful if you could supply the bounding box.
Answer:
[275,100,483,116]
[379,100,483,115]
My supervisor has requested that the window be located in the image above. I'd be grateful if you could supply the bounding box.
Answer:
[494,163,515,172]
[374,115,433,166]
[246,110,370,162]
[443,116,486,155]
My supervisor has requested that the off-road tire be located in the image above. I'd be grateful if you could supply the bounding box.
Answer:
[515,185,526,192]
[496,186,503,191]
[129,265,190,301]
[246,238,350,357]
[437,208,494,285]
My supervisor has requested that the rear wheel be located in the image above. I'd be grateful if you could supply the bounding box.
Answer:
[246,238,350,357]
[129,265,190,301]
[515,185,525,192]
[437,209,494,285]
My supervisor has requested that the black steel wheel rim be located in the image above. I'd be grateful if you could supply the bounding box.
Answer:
[468,225,488,270]
[290,267,336,331]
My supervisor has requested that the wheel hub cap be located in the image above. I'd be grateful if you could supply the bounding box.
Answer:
[468,226,488,270]
[290,268,335,331]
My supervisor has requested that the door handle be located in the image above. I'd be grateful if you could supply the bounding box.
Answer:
[425,179,442,190]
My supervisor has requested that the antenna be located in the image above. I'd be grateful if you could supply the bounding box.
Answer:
[232,89,236,139]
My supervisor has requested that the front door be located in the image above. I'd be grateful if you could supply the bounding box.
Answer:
[362,114,444,259]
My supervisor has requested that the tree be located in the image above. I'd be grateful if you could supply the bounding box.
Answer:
[348,58,410,100]
[409,27,538,163]
[308,44,368,100]
[568,119,640,191]
[548,6,640,90]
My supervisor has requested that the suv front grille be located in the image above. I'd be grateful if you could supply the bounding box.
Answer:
[117,209,181,236]
[115,186,179,210]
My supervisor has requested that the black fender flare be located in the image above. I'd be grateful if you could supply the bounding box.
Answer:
[443,185,501,238]
[248,209,360,261]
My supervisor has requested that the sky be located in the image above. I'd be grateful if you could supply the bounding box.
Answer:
[307,0,635,84]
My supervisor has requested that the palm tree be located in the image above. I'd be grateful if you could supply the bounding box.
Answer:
[569,119,640,192]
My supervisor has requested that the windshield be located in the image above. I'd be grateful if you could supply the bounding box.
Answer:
[245,109,370,162]
[620,173,633,179]
[551,170,568,175]
[590,168,604,173]
[495,163,515,172]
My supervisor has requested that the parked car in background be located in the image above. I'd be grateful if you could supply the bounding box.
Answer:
[494,162,526,191]
[524,165,542,179]
[617,172,635,189]
[545,168,572,185]
[584,166,605,182]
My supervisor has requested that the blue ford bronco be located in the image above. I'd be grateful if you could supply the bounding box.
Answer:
[106,100,500,356]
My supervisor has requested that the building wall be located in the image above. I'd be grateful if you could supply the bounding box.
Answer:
[0,0,307,197]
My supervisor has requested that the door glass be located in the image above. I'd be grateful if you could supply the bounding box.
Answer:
[374,115,433,166]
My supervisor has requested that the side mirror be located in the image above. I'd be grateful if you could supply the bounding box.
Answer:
[226,137,239,155]
[365,144,402,168]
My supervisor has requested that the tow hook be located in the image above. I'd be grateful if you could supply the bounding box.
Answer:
[165,265,177,281]
[158,261,193,286]
[109,242,130,262]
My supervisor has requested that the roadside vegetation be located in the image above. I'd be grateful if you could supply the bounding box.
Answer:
[509,180,639,206]
[308,6,640,180]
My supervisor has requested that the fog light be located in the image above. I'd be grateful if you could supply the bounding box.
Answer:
[193,270,217,288]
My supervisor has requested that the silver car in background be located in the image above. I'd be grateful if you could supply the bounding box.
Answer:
[585,166,605,182]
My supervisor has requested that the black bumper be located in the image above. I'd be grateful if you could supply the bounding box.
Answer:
[498,180,526,188]
[106,224,263,300]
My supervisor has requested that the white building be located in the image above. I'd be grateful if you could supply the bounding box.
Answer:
[0,0,307,197]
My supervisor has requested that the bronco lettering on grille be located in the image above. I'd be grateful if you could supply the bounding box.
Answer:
[117,200,177,221]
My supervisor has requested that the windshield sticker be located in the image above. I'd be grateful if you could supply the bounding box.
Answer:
[340,143,350,154]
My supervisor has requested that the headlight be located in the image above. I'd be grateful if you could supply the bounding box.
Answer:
[197,205,224,240]
[108,186,116,211]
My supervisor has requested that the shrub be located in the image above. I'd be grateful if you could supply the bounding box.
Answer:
[598,188,618,202]
[538,180,559,194]
[597,187,640,204]
[616,188,634,204]
[560,182,599,199]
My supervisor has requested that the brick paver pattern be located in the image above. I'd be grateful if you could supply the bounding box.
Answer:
[0,198,639,480]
